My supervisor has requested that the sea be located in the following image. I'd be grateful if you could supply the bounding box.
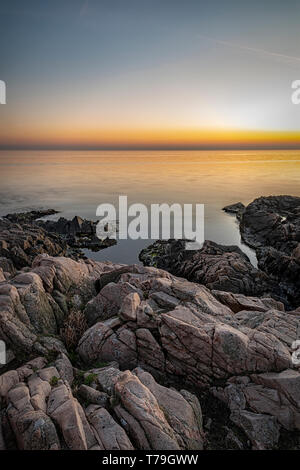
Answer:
[1,149,299,267]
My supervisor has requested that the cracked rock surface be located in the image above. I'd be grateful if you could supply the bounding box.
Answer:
[1,197,300,450]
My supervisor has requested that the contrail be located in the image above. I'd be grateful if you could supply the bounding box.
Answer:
[199,35,300,65]
[80,0,89,17]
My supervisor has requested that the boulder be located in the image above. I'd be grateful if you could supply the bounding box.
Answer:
[85,405,134,450]
[139,240,278,299]
[47,383,97,450]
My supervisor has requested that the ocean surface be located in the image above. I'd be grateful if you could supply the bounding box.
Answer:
[1,149,300,266]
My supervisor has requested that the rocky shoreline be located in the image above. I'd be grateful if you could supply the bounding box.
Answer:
[0,195,300,450]
[0,209,116,270]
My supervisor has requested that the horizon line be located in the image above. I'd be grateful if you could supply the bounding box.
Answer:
[1,144,300,151]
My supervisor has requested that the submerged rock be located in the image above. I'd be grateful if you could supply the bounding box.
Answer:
[234,196,300,307]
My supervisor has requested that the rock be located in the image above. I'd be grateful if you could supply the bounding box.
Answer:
[140,240,279,300]
[230,410,280,450]
[96,366,122,395]
[224,428,245,450]
[113,370,180,450]
[212,290,284,313]
[250,370,300,430]
[34,336,67,357]
[77,319,137,369]
[28,374,51,412]
[11,272,62,335]
[77,265,293,390]
[222,202,245,219]
[110,369,204,450]
[232,308,300,349]
[0,413,5,450]
[239,196,300,252]
[0,217,66,270]
[237,196,300,307]
[55,353,74,386]
[212,368,300,444]
[160,307,291,387]
[84,281,141,326]
[37,214,116,251]
[134,368,204,449]
[0,268,5,282]
[6,382,60,450]
[37,366,60,383]
[86,405,134,450]
[16,357,47,381]
[10,408,60,450]
[0,255,127,359]
[119,292,140,322]
[2,209,117,269]
[78,385,109,407]
[47,383,97,450]
[0,257,16,278]
[136,328,165,373]
[0,370,19,397]
[1,198,300,451]
[5,209,59,224]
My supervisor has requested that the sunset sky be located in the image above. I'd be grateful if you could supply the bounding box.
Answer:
[1,0,300,149]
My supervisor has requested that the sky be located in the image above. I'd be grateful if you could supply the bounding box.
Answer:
[0,0,300,149]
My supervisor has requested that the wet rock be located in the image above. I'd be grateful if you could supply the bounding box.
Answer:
[239,196,300,252]
[37,215,116,252]
[140,240,278,299]
[223,202,245,219]
[5,209,59,224]
[236,196,300,307]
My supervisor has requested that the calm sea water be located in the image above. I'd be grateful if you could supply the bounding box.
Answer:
[1,149,300,266]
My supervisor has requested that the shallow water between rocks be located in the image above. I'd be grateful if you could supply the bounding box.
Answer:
[1,149,300,267]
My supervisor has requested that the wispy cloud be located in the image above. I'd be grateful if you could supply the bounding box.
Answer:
[80,0,89,17]
[200,35,300,66]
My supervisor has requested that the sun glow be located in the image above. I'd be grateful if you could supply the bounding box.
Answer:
[2,126,300,149]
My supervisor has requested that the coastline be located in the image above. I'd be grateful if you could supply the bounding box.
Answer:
[0,195,299,450]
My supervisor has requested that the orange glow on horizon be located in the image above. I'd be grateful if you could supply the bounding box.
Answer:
[1,127,300,149]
